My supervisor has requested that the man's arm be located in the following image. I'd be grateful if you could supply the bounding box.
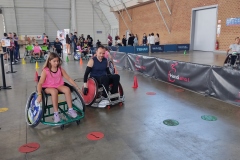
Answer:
[227,44,232,55]
[83,59,94,87]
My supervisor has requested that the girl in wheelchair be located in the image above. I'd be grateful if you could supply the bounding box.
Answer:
[37,52,82,123]
[32,42,42,59]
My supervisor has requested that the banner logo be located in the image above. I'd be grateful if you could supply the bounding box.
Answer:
[112,52,120,63]
[135,56,146,70]
[168,62,190,82]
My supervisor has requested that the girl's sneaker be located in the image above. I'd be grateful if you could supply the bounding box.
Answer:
[68,109,77,118]
[54,114,61,123]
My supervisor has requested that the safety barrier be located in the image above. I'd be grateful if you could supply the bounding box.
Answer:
[110,51,240,106]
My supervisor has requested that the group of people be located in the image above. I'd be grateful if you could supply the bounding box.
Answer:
[1,32,20,64]
[66,32,94,56]
[107,33,160,47]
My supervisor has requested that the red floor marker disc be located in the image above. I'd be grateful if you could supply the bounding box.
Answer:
[19,142,40,153]
[87,132,104,141]
[146,92,156,95]
[235,99,240,103]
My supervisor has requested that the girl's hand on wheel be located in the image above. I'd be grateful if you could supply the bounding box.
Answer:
[37,95,42,103]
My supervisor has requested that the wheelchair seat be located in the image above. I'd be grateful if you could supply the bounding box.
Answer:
[81,77,124,108]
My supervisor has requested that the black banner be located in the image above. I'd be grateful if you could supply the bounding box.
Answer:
[109,51,127,69]
[209,67,240,105]
[127,54,156,77]
[154,58,211,94]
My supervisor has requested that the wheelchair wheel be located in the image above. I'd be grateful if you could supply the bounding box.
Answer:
[44,53,49,60]
[109,61,115,75]
[63,83,86,112]
[25,92,44,128]
[82,78,98,106]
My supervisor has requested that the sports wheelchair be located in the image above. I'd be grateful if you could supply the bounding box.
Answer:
[223,53,240,70]
[81,77,124,109]
[74,50,91,61]
[25,82,85,130]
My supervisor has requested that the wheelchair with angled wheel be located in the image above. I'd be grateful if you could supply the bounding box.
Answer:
[81,76,124,109]
[223,53,240,70]
[25,81,85,130]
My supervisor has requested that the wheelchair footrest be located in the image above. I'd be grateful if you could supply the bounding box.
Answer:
[108,93,120,99]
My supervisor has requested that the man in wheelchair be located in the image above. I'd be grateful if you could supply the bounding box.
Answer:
[83,45,120,107]
[225,37,240,67]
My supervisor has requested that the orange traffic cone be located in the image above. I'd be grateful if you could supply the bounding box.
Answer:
[114,66,118,74]
[132,76,138,88]
[34,71,39,82]
[80,58,83,65]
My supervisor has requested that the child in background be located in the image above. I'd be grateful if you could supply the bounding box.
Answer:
[37,52,81,123]
[25,42,34,56]
[32,42,42,59]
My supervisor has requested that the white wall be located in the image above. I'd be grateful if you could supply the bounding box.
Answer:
[0,0,115,43]
[0,15,5,38]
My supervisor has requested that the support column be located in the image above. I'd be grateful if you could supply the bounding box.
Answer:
[71,0,77,32]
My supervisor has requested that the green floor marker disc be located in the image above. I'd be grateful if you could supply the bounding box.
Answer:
[201,115,217,121]
[163,119,179,126]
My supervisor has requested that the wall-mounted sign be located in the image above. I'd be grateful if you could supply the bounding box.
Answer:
[226,17,240,26]
[96,31,102,34]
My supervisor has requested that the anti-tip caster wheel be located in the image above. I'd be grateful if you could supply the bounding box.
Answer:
[76,120,80,126]
[60,125,65,130]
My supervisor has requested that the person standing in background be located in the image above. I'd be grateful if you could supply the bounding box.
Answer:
[122,35,127,46]
[43,35,47,44]
[2,33,8,60]
[149,33,155,45]
[65,34,71,55]
[46,36,50,50]
[134,34,138,46]
[147,34,151,45]
[73,32,78,54]
[13,33,19,62]
[79,34,85,48]
[155,33,160,45]
[108,34,112,46]
[142,33,147,46]
[128,34,134,46]
[117,37,122,46]
[87,35,93,48]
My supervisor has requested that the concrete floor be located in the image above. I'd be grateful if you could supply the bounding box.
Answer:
[1,50,240,160]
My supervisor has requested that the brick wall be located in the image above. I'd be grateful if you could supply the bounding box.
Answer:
[118,0,240,51]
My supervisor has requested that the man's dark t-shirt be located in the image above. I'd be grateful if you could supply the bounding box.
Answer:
[54,42,62,50]
[122,38,127,46]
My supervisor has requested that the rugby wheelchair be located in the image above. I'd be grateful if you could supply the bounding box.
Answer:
[74,50,91,61]
[29,50,48,63]
[25,81,85,130]
[223,53,240,70]
[24,44,33,60]
[82,69,124,109]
